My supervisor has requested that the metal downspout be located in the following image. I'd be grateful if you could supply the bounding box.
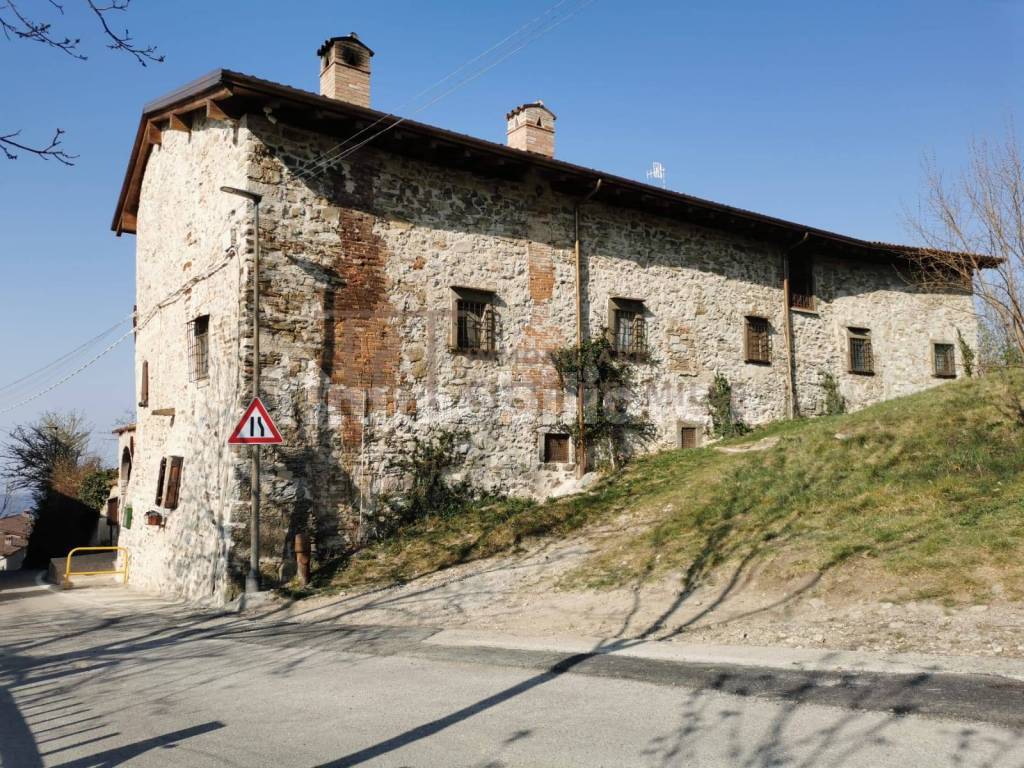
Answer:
[782,232,810,418]
[574,179,602,477]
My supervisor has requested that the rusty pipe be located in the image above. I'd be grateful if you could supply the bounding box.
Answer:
[573,178,602,477]
[294,532,311,586]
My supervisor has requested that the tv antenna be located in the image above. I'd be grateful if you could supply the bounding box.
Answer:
[646,161,667,189]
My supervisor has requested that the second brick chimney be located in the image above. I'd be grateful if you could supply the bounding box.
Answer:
[506,101,556,158]
[318,33,374,107]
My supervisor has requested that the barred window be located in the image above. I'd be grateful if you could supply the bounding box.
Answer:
[680,426,699,449]
[789,257,815,311]
[451,289,496,353]
[745,316,771,364]
[187,315,210,382]
[848,328,874,375]
[610,298,647,357]
[933,343,956,378]
[543,434,570,463]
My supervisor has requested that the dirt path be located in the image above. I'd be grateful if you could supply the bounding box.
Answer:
[286,525,1024,660]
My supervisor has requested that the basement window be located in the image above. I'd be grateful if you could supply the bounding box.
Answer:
[451,288,496,354]
[609,298,648,358]
[744,316,771,365]
[789,257,815,311]
[847,328,874,375]
[680,426,700,449]
[933,343,956,378]
[187,315,210,382]
[543,433,571,464]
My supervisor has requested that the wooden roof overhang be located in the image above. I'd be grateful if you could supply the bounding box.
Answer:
[110,70,997,270]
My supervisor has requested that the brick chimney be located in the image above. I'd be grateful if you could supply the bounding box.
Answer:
[317,33,374,107]
[506,102,556,158]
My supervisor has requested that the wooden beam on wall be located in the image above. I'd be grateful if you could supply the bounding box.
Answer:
[145,122,161,146]
[167,113,190,132]
[205,99,230,121]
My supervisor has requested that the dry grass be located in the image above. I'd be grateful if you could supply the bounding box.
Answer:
[298,372,1024,605]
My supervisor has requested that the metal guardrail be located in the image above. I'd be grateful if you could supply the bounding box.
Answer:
[62,546,130,588]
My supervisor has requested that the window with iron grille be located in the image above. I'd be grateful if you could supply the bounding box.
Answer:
[789,257,815,311]
[933,343,956,378]
[610,298,647,357]
[745,316,771,364]
[847,328,874,374]
[451,289,496,353]
[187,315,210,382]
[680,426,699,449]
[543,433,570,463]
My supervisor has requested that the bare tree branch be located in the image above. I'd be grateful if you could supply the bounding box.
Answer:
[1,0,162,162]
[0,127,77,164]
[0,0,84,58]
[85,0,162,66]
[904,122,1024,369]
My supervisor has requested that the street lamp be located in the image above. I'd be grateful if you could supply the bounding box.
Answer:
[221,186,263,594]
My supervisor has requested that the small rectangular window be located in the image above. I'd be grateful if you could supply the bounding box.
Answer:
[789,258,815,311]
[848,328,874,375]
[188,315,210,382]
[451,289,496,353]
[610,298,647,357]
[164,456,184,510]
[543,433,570,463]
[155,457,167,506]
[745,317,771,364]
[933,343,956,378]
[680,426,699,449]
[139,360,149,407]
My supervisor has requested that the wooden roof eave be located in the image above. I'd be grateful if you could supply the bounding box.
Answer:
[112,79,235,235]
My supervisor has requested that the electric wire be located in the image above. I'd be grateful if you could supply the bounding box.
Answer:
[294,0,596,183]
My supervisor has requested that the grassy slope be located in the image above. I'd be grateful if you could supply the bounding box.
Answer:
[308,373,1024,604]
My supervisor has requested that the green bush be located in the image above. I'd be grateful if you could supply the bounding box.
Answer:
[707,373,749,438]
[821,372,846,416]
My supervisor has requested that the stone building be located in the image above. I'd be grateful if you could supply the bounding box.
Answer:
[111,34,978,601]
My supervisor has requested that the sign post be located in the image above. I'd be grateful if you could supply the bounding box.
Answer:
[228,396,282,595]
[221,186,264,594]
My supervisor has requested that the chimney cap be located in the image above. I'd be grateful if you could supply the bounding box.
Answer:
[317,33,375,58]
[506,101,556,121]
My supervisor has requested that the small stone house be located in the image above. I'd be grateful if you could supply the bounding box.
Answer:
[111,34,978,601]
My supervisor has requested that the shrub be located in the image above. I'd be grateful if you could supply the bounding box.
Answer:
[821,372,846,416]
[956,328,975,378]
[707,373,749,438]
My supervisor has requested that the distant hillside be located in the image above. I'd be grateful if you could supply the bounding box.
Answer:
[304,372,1024,606]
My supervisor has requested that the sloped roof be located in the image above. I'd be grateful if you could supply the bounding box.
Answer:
[110,69,995,269]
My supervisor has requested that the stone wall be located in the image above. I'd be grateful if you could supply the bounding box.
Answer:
[120,114,256,603]
[126,113,977,600]
[236,115,977,570]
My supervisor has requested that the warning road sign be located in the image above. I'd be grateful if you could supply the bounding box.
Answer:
[228,398,283,445]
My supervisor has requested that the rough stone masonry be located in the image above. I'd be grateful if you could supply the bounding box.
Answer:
[111,38,978,602]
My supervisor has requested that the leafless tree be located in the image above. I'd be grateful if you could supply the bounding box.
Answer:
[906,124,1024,367]
[0,411,92,502]
[1,0,162,164]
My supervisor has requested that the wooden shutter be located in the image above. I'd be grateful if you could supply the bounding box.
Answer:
[680,426,698,449]
[544,434,570,463]
[139,360,149,407]
[164,457,184,510]
[482,304,495,352]
[155,457,167,506]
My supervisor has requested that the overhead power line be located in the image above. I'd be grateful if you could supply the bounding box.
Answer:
[294,0,597,183]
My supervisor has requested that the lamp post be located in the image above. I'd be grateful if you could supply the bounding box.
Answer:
[221,185,263,594]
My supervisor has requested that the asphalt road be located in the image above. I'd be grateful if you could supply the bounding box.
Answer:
[2,571,1023,767]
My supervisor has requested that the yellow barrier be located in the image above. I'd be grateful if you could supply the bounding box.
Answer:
[62,546,130,589]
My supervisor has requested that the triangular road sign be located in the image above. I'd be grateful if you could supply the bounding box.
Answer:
[228,397,283,445]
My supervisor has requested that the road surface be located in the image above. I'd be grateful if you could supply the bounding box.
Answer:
[1,570,1022,767]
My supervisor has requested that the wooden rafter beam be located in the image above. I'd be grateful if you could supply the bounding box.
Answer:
[167,113,190,132]
[144,122,161,146]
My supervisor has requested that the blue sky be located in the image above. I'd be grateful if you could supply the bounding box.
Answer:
[0,0,1019,463]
